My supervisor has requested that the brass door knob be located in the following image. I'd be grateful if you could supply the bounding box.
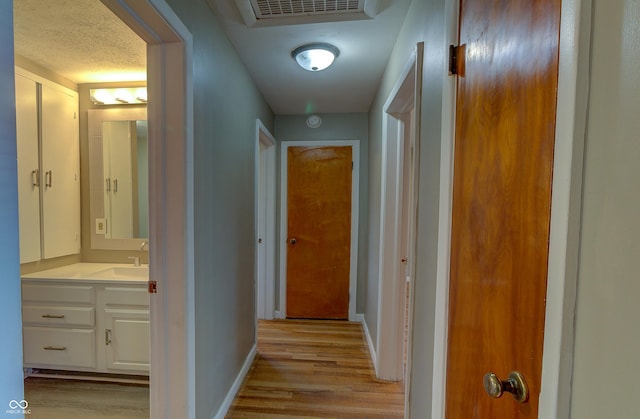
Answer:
[483,371,528,403]
[288,238,297,245]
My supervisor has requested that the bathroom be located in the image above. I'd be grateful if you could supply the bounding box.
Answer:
[13,0,152,412]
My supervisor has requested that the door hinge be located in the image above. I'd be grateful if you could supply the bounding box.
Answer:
[449,44,465,76]
[148,280,157,294]
[449,45,459,75]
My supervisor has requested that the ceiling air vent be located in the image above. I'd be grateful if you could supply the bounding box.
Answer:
[230,0,379,27]
[251,0,362,18]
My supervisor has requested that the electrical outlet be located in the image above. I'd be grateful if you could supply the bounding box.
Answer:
[96,218,106,234]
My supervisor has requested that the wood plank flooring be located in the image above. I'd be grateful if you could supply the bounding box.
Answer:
[226,319,405,418]
[23,377,149,418]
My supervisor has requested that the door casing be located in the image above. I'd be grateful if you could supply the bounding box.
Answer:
[278,140,360,321]
[101,1,195,418]
[427,0,590,418]
[255,119,276,322]
[376,43,423,385]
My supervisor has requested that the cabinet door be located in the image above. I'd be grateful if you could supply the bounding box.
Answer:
[41,83,80,259]
[104,310,149,372]
[15,74,41,263]
[103,121,134,238]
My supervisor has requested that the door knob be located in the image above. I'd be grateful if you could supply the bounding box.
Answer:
[288,238,297,245]
[483,371,528,403]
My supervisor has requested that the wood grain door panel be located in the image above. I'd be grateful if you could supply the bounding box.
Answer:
[286,146,352,319]
[445,0,561,417]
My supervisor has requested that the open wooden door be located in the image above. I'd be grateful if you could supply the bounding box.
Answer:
[445,0,562,417]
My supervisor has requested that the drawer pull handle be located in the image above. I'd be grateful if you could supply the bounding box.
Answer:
[105,329,112,346]
[44,346,67,351]
[41,314,65,319]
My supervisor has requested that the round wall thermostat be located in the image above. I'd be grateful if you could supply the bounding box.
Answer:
[306,114,322,128]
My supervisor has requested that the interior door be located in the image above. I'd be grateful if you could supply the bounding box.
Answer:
[286,146,352,319]
[445,0,561,417]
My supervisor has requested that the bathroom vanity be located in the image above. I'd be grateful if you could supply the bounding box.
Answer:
[21,263,149,375]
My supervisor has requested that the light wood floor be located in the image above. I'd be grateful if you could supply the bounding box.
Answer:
[226,319,405,418]
[23,377,149,418]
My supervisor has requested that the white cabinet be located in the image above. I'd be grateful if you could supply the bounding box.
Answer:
[102,121,135,238]
[15,68,80,263]
[21,280,149,375]
[103,286,150,372]
[21,283,96,369]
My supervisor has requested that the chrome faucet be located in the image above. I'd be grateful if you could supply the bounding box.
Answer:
[140,241,148,251]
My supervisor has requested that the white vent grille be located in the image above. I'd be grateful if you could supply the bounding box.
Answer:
[251,0,364,18]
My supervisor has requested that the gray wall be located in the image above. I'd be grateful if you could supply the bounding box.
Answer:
[163,1,274,418]
[274,113,369,313]
[570,1,640,417]
[367,1,452,415]
[0,1,25,408]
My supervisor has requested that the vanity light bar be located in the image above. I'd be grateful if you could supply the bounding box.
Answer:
[90,87,147,105]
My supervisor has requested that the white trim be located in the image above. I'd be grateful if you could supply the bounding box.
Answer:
[429,0,459,417]
[101,1,195,418]
[213,344,258,419]
[255,120,277,322]
[429,1,588,418]
[540,0,590,417]
[356,314,377,371]
[279,140,360,321]
[376,46,420,382]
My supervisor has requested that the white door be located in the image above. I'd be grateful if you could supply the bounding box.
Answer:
[41,83,80,259]
[15,73,41,263]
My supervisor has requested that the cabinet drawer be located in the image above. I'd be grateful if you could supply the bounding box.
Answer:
[104,286,149,307]
[22,284,94,304]
[22,305,94,327]
[23,327,95,368]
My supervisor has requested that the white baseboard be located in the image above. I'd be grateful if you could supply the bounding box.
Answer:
[356,313,377,374]
[213,344,257,419]
[274,310,284,319]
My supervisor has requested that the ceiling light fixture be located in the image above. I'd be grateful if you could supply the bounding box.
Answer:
[90,87,147,105]
[291,43,340,72]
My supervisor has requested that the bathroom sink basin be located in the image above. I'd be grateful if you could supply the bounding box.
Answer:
[89,266,149,280]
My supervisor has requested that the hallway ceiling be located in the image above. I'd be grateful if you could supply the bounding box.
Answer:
[209,0,412,114]
[13,0,411,114]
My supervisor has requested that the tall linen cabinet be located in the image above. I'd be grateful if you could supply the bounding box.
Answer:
[15,68,80,263]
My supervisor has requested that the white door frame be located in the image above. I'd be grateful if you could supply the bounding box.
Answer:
[255,119,276,321]
[428,0,589,417]
[101,1,194,418]
[376,43,423,382]
[278,140,360,321]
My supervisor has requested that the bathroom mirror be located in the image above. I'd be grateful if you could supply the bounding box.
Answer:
[88,108,148,250]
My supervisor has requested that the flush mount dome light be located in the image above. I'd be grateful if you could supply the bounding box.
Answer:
[291,43,340,71]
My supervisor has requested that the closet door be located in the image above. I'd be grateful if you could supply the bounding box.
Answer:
[15,74,41,263]
[40,83,80,259]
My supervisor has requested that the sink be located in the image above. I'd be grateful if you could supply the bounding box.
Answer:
[88,266,149,280]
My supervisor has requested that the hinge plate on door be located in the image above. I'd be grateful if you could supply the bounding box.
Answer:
[449,44,466,76]
[148,280,157,294]
[449,45,459,75]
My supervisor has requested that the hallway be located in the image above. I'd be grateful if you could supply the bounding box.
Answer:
[226,320,404,418]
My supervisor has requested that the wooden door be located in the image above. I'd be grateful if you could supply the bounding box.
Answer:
[286,146,352,319]
[445,0,561,417]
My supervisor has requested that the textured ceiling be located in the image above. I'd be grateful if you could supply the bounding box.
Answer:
[12,0,411,115]
[13,0,146,83]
